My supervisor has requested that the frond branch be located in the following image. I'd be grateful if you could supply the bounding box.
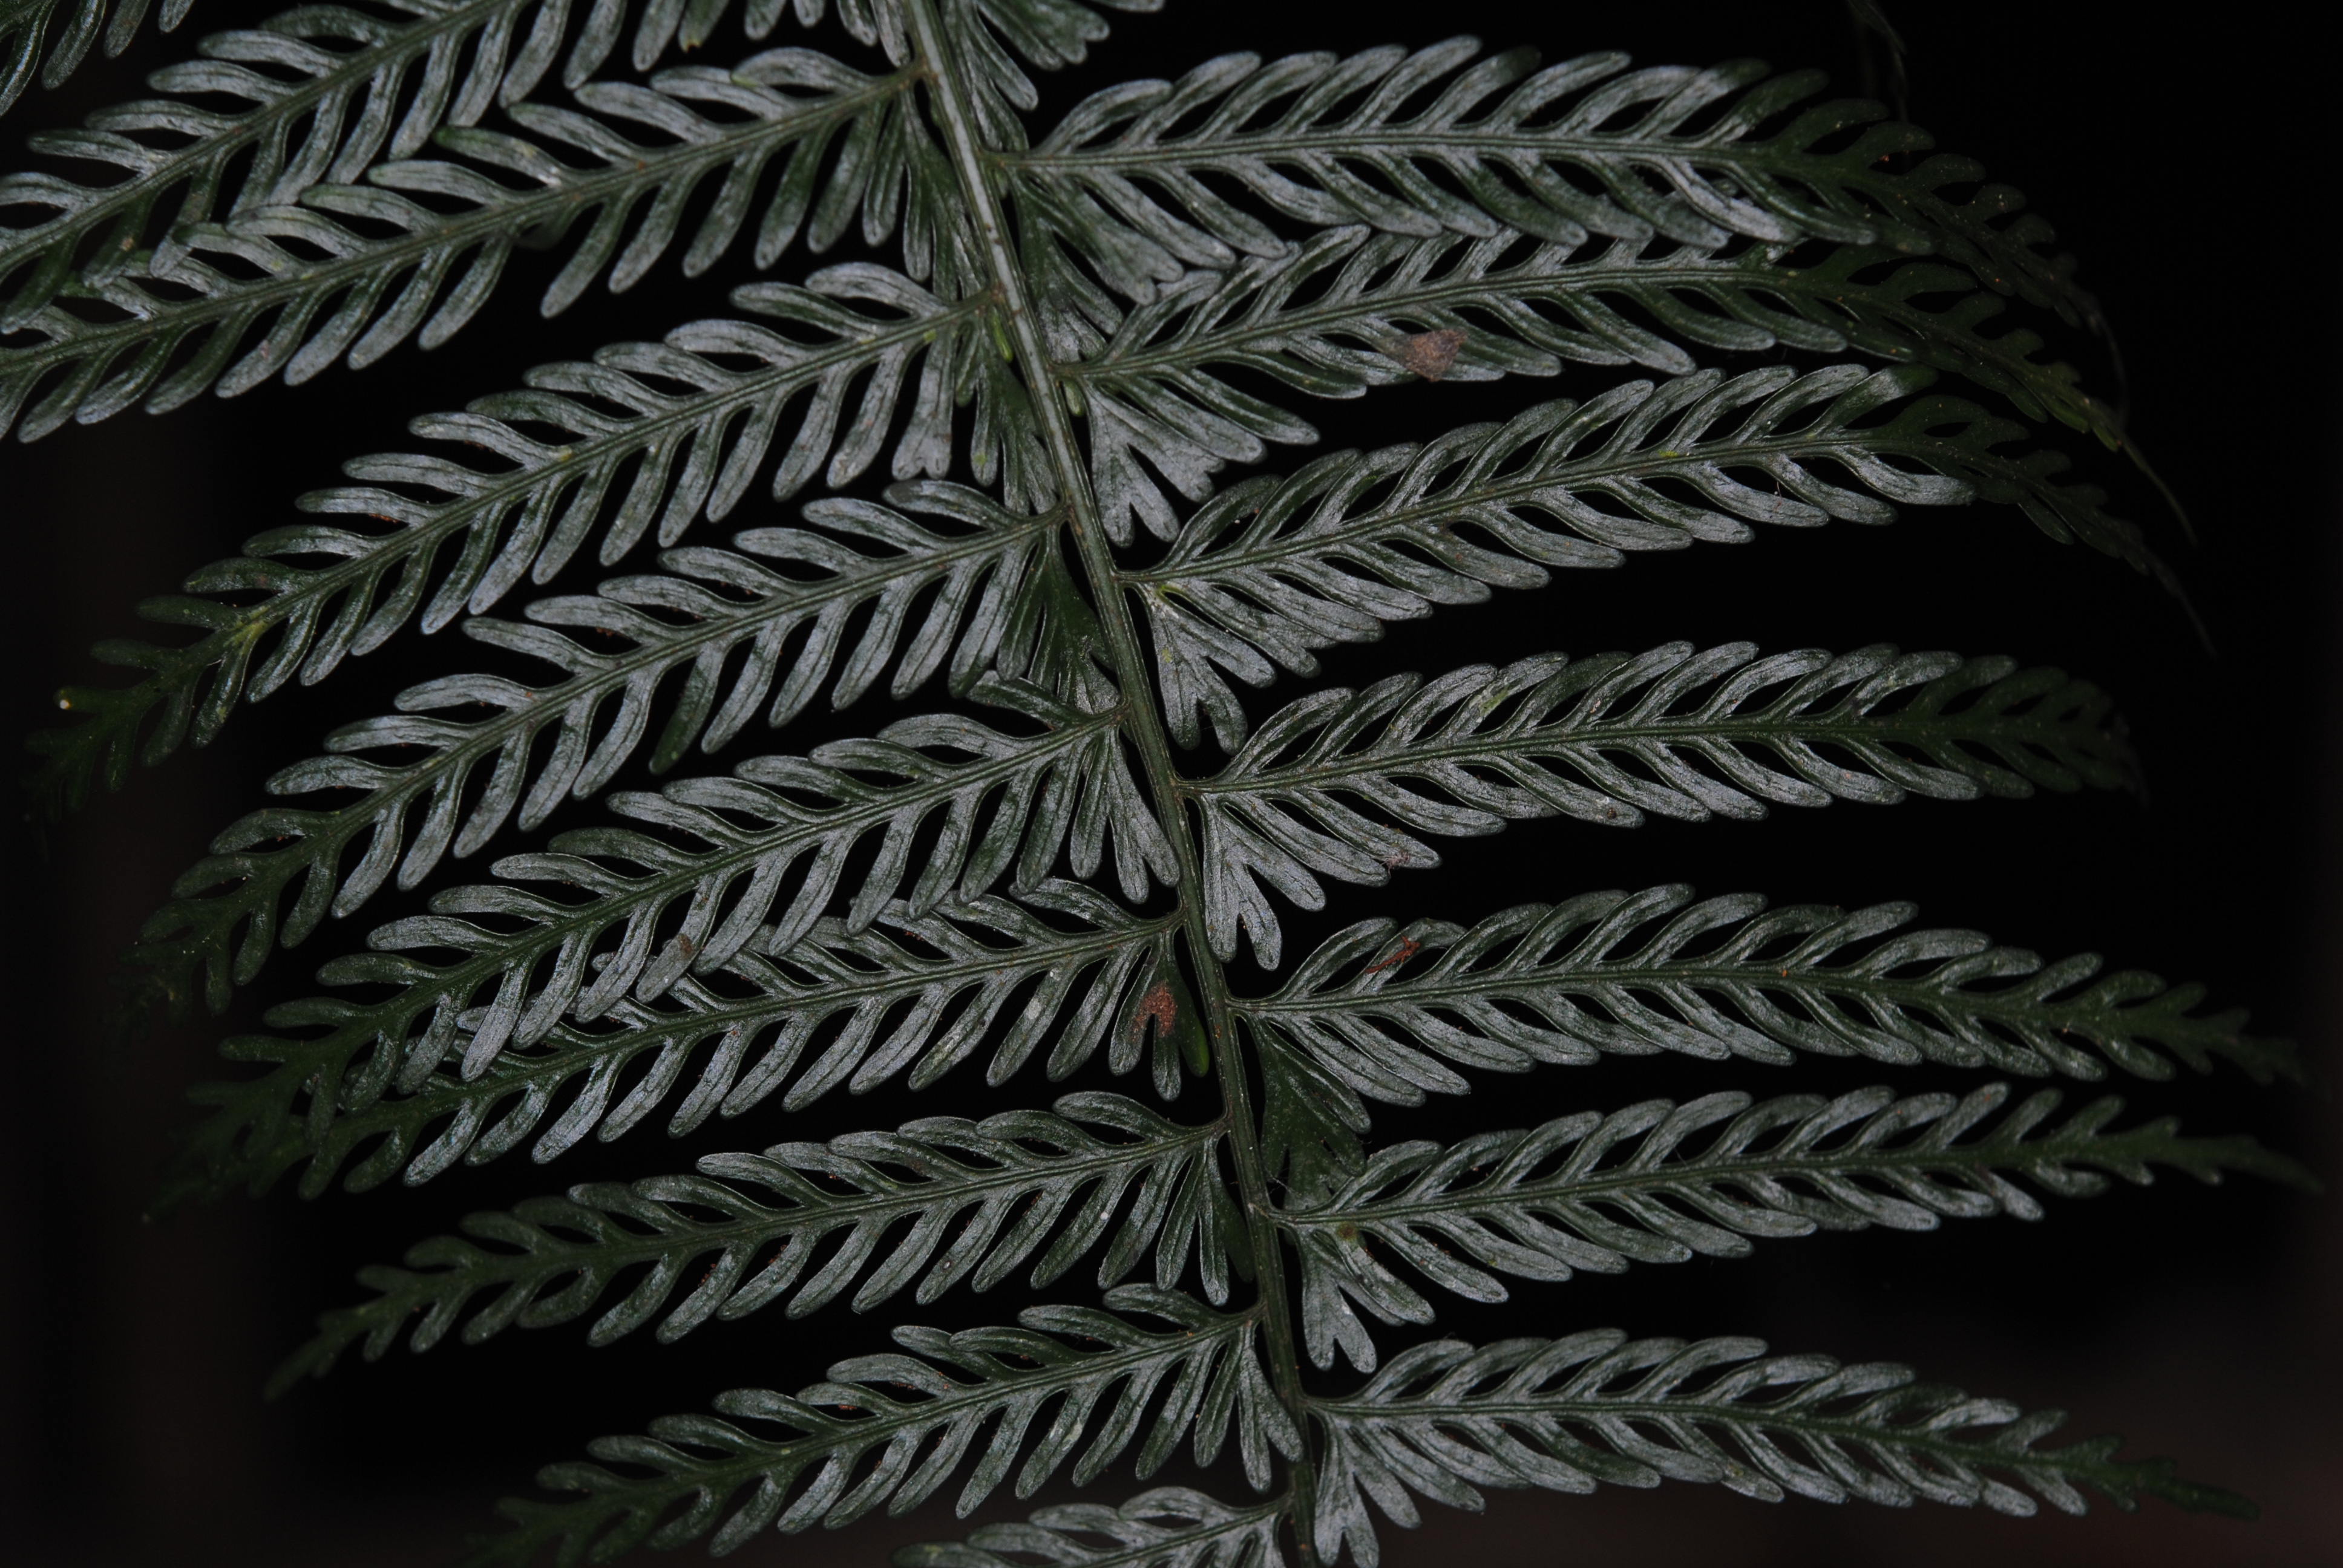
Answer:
[0,54,941,439]
[178,890,1184,1203]
[1125,364,2162,750]
[1283,1082,2315,1370]
[273,1093,1237,1394]
[1192,647,2131,968]
[112,483,1060,1015]
[468,1289,1299,1567]
[1239,884,2302,1118]
[164,689,1176,1203]
[29,273,1012,825]
[1312,1332,2254,1567]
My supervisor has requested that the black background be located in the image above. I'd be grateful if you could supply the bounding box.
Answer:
[2,1,2335,1564]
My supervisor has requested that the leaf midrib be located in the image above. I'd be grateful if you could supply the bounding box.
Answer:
[1011,123,1884,198]
[384,1117,1227,1304]
[1238,957,2095,1028]
[1118,423,1902,586]
[1053,240,2067,426]
[549,1314,1259,1514]
[1314,1390,2063,1468]
[1189,698,2071,798]
[1278,1123,2135,1230]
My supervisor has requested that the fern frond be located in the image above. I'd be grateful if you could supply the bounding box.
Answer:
[893,1486,1288,1568]
[1062,227,2113,543]
[1242,884,2301,1117]
[273,1091,1237,1393]
[1021,48,1840,285]
[1194,647,2130,967]
[0,0,188,117]
[0,0,591,332]
[174,886,1187,1203]
[1130,364,2159,750]
[471,1288,1300,1567]
[1286,1082,2314,1371]
[1311,1331,2253,1567]
[119,482,1069,1013]
[30,269,1027,821]
[163,686,1176,1194]
[1017,44,2101,332]
[0,51,945,439]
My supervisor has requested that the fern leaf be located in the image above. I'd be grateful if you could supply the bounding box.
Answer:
[0,0,188,117]
[1242,884,2301,1119]
[30,270,1030,820]
[1312,1331,2253,1567]
[0,51,944,439]
[471,1288,1300,1566]
[174,887,1188,1203]
[1132,364,2161,750]
[1194,647,2131,967]
[1018,43,2101,333]
[1,0,594,331]
[273,1091,1239,1393]
[1021,48,1855,281]
[1287,1082,2315,1371]
[162,685,1176,1193]
[893,1486,1288,1568]
[119,482,1069,1013]
[1062,228,2114,543]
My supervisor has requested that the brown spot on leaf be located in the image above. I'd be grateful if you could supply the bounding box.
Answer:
[1360,937,1422,976]
[1132,979,1178,1039]
[1395,328,1467,381]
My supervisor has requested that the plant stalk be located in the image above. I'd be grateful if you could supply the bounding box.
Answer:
[899,0,1321,1556]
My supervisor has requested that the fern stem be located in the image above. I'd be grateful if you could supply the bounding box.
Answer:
[901,0,1319,1553]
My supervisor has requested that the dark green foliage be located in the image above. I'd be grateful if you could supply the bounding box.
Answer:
[1283,1082,2313,1371]
[474,1289,1300,1566]
[1196,647,2129,967]
[1136,364,2166,751]
[18,1,2302,1564]
[113,480,1067,1016]
[1242,885,2303,1130]
[272,1093,1241,1393]
[28,278,1034,822]
[1309,1331,2255,1568]
[174,887,1185,1203]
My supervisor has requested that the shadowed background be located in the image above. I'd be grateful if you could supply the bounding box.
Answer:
[2,1,2335,1564]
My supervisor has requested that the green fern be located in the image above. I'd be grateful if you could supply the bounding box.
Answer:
[18,2,2311,1565]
